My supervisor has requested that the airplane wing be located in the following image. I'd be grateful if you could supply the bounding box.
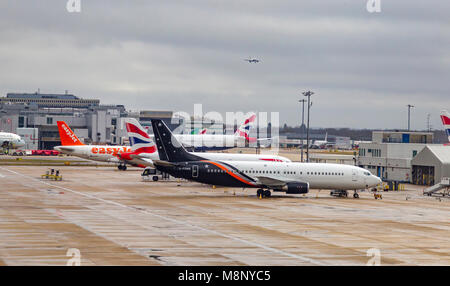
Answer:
[254,176,294,188]
[152,159,177,167]
[55,146,76,152]
[129,154,155,167]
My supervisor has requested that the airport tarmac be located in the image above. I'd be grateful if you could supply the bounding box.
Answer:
[0,165,449,266]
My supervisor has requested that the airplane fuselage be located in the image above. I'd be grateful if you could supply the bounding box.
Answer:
[155,161,381,190]
[0,132,25,149]
[54,145,131,163]
[157,134,248,150]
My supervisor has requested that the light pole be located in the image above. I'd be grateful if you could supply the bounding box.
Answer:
[407,104,414,131]
[299,99,306,162]
[302,91,314,162]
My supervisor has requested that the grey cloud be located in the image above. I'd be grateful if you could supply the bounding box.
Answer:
[0,0,449,129]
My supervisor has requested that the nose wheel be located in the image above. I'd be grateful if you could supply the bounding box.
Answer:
[256,189,271,198]
[353,191,359,199]
[118,164,127,171]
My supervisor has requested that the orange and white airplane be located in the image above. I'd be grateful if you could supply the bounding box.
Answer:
[54,121,135,170]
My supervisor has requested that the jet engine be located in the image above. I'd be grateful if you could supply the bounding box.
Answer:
[282,182,309,194]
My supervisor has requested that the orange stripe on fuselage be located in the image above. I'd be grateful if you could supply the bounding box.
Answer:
[201,160,256,187]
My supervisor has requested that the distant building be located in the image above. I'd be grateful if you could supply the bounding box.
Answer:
[0,92,126,149]
[358,131,435,182]
[1,92,100,108]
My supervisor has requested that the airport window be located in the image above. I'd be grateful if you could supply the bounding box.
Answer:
[18,116,25,128]
[47,117,53,124]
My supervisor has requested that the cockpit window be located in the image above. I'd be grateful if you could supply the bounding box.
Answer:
[364,172,371,176]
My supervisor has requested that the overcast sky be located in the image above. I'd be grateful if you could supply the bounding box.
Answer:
[0,1,449,129]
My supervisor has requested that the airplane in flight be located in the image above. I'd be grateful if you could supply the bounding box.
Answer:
[244,57,260,63]
[440,110,450,145]
[117,118,292,169]
[53,121,134,170]
[149,119,382,198]
[0,131,25,151]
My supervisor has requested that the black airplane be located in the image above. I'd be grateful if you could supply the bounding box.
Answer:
[149,119,381,198]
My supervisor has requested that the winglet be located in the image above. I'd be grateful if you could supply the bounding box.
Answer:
[57,121,84,146]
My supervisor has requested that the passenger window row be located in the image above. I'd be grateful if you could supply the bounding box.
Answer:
[204,168,344,176]
[306,172,344,176]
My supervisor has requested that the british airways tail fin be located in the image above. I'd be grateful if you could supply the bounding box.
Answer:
[440,110,450,142]
[124,118,156,154]
[234,112,256,139]
[57,121,85,146]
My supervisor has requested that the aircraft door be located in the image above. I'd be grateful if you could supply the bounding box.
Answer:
[192,165,199,178]
[352,169,357,181]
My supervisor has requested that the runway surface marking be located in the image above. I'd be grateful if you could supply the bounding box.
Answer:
[0,166,325,265]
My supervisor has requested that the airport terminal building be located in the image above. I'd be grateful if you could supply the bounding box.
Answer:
[357,131,449,184]
[0,92,190,150]
[0,92,127,149]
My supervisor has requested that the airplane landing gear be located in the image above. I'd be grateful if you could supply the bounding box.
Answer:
[353,192,359,199]
[118,164,127,171]
[330,190,348,198]
[256,189,271,198]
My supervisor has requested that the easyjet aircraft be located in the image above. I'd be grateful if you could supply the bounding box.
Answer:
[441,110,450,145]
[116,118,291,168]
[54,121,135,170]
[149,119,382,198]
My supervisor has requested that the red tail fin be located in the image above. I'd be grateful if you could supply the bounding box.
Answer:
[57,121,84,146]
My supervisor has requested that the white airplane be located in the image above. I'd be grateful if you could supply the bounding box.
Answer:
[116,118,291,168]
[441,110,450,145]
[172,113,258,151]
[149,119,382,198]
[0,132,25,150]
[53,121,134,170]
[311,132,334,149]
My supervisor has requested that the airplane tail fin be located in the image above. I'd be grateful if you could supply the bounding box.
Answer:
[57,121,84,146]
[234,112,256,140]
[124,118,157,154]
[440,110,450,142]
[150,119,202,162]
